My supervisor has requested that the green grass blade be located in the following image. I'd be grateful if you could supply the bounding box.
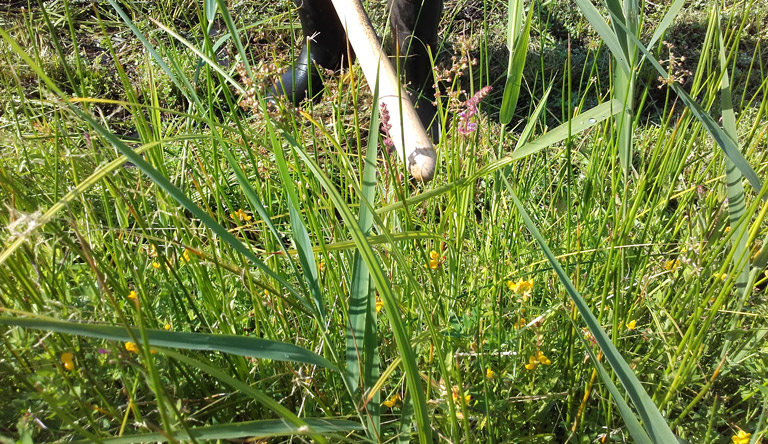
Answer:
[499,4,532,124]
[72,418,364,443]
[504,189,678,443]
[513,85,552,151]
[607,8,764,193]
[265,121,326,322]
[572,0,631,75]
[280,130,432,444]
[717,10,751,353]
[214,0,254,78]
[107,0,201,105]
[151,18,244,93]
[0,317,336,369]
[347,82,381,436]
[161,349,329,442]
[647,0,686,47]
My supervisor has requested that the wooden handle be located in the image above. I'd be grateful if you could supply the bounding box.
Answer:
[330,0,436,182]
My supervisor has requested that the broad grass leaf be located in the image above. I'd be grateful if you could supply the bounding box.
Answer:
[0,317,336,369]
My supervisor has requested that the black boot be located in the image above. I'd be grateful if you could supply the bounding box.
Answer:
[388,0,442,138]
[269,0,347,106]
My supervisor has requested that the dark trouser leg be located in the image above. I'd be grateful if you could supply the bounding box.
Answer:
[269,0,347,105]
[388,0,442,135]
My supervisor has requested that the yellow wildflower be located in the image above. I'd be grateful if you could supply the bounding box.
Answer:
[152,261,161,270]
[714,272,728,281]
[536,350,552,365]
[507,277,534,300]
[124,342,139,353]
[231,208,252,222]
[430,250,440,260]
[451,387,471,404]
[318,261,326,273]
[725,226,731,233]
[61,352,75,371]
[181,248,191,262]
[663,259,680,271]
[128,290,138,300]
[383,393,401,408]
[164,323,171,330]
[525,355,539,370]
[732,430,751,444]
[626,319,637,330]
[375,296,384,314]
[486,367,495,379]
[513,317,527,329]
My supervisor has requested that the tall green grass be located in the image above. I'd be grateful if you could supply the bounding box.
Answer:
[1,0,767,442]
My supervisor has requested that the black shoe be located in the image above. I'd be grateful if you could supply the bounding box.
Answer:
[268,0,347,106]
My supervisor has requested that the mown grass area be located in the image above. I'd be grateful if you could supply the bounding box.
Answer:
[1,0,767,442]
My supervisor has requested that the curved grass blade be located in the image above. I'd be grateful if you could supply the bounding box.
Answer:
[500,4,533,124]
[607,8,764,193]
[647,0,686,48]
[505,188,678,443]
[107,0,201,105]
[71,418,364,444]
[265,121,326,322]
[378,99,622,215]
[161,349,331,443]
[0,317,335,369]
[571,0,631,75]
[280,131,432,444]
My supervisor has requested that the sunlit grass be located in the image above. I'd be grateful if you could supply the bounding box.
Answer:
[1,0,767,442]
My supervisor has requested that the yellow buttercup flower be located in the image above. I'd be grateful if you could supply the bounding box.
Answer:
[164,323,171,330]
[124,342,139,353]
[128,290,138,300]
[732,430,751,444]
[383,393,401,408]
[626,319,637,330]
[430,250,440,260]
[375,296,384,314]
[486,367,495,379]
[152,261,161,270]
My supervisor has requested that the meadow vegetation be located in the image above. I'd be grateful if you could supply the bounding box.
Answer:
[0,0,767,442]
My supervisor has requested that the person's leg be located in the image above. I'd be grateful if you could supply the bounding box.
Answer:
[269,0,347,105]
[388,0,442,134]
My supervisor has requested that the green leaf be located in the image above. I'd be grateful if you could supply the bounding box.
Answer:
[500,2,533,124]
[347,80,381,436]
[72,418,364,443]
[0,317,336,369]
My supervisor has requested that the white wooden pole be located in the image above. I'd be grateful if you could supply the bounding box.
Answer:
[329,0,436,182]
